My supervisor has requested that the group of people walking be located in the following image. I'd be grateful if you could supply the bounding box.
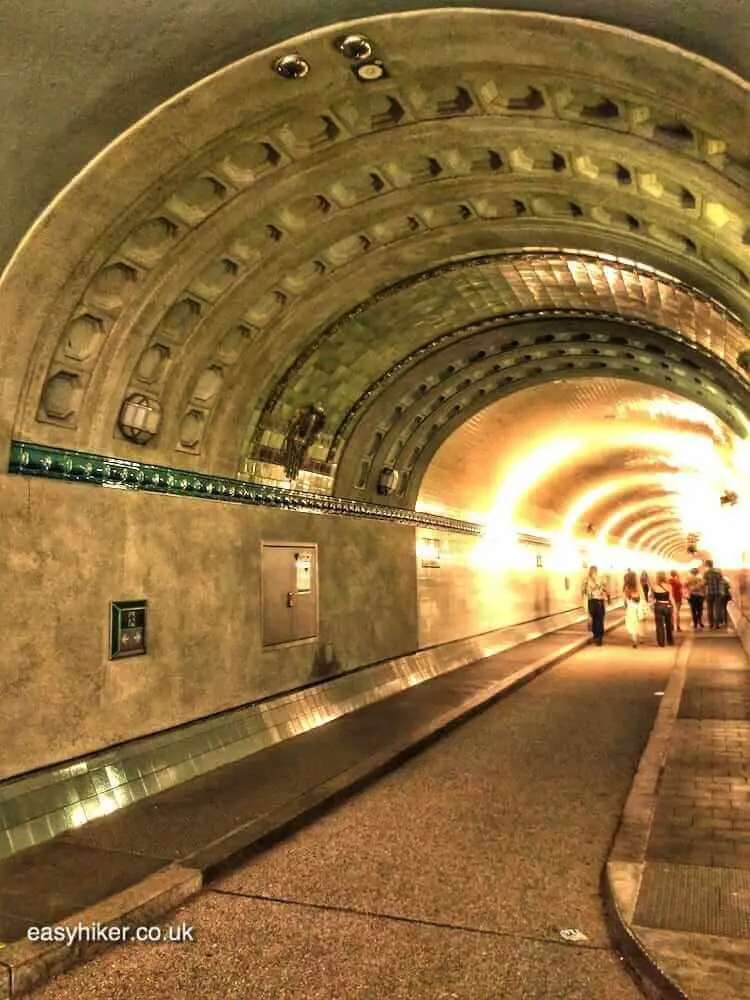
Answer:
[582,560,732,649]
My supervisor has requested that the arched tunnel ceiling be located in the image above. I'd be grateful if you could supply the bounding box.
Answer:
[416,376,738,557]
[1,7,749,545]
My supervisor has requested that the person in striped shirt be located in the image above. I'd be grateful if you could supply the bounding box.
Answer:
[582,565,611,646]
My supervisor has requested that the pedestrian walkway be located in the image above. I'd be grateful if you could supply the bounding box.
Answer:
[2,615,749,1000]
[606,628,750,1000]
[0,614,619,997]
[14,619,659,1000]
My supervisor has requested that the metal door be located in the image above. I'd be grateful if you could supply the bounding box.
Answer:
[261,542,318,646]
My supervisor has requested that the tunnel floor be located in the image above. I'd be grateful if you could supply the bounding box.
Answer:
[24,627,679,999]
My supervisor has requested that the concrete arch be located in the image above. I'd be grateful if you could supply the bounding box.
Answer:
[1,9,748,490]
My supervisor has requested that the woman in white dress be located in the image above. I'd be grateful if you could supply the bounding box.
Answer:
[623,570,645,648]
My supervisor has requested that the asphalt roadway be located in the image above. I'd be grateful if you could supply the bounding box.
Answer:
[28,628,675,999]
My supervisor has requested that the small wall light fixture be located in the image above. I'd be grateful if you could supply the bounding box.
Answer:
[377,466,400,495]
[720,490,738,506]
[353,60,387,82]
[118,394,161,444]
[273,53,310,79]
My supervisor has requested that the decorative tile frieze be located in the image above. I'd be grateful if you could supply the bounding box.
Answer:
[7,441,481,535]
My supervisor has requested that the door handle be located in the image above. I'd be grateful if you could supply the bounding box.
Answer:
[286,591,295,607]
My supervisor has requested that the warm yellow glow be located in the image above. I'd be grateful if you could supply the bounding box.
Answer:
[488,436,582,528]
[620,512,679,549]
[636,524,682,552]
[654,530,688,550]
[614,397,729,441]
[562,474,668,534]
[415,500,450,517]
[417,537,442,564]
[597,497,680,545]
[421,381,750,575]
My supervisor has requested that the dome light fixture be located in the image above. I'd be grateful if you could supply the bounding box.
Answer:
[273,53,310,80]
[336,34,374,61]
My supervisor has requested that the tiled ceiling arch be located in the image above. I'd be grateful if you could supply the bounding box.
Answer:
[328,278,750,503]
[1,8,748,506]
[615,506,680,540]
[414,377,736,557]
[567,476,692,543]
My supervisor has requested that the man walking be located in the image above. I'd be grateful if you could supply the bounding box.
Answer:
[685,567,705,629]
[703,560,724,629]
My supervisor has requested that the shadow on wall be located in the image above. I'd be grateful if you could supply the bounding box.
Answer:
[310,640,342,681]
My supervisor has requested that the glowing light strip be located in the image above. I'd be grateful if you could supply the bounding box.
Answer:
[656,534,691,560]
[596,496,678,545]
[637,524,684,552]
[621,512,681,548]
[562,473,683,534]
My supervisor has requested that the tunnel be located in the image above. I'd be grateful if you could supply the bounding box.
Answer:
[1,4,749,999]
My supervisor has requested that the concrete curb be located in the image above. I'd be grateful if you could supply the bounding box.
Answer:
[0,866,201,999]
[602,637,692,1000]
[1,618,618,996]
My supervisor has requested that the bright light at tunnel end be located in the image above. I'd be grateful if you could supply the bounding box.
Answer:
[424,390,749,576]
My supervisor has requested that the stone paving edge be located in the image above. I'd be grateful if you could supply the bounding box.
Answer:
[602,638,691,1000]
[0,619,619,997]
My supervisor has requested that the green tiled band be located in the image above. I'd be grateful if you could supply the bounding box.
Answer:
[8,441,480,535]
[0,607,587,861]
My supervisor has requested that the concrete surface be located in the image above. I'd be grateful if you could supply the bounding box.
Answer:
[5,616,750,999]
[14,619,667,999]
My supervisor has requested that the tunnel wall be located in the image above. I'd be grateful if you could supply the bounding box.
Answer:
[1,473,421,780]
[1,471,589,781]
[728,556,750,660]
[1,471,585,782]
[417,527,578,648]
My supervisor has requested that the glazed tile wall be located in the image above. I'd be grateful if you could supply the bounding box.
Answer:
[1,450,594,861]
[0,603,587,861]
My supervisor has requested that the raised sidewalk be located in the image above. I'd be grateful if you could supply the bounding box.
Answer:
[605,626,750,1000]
